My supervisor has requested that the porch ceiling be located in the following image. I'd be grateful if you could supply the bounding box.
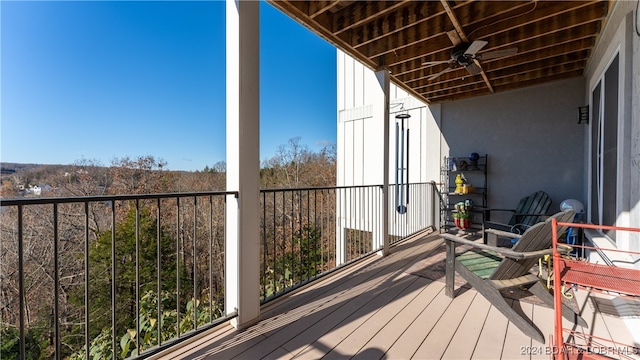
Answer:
[267,0,610,103]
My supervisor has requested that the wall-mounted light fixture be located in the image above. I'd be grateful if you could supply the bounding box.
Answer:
[578,106,589,124]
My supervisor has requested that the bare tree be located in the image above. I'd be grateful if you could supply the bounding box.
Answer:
[109,155,168,195]
[261,138,336,189]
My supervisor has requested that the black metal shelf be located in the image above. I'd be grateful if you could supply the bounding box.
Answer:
[447,168,486,173]
[440,154,488,233]
[446,189,487,195]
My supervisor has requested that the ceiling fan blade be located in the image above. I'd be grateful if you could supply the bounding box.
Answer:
[428,66,457,81]
[464,40,488,56]
[422,60,454,66]
[478,47,518,60]
[465,61,483,76]
[446,29,463,46]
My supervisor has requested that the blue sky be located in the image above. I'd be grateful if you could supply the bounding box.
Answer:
[1,1,337,171]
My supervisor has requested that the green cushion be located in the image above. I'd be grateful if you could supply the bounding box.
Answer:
[457,250,503,279]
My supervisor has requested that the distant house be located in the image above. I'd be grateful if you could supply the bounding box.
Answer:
[19,184,52,196]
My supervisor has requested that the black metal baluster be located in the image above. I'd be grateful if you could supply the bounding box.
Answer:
[306,189,310,280]
[297,190,302,284]
[291,190,296,288]
[157,198,162,347]
[261,192,266,299]
[176,197,181,337]
[111,201,116,359]
[84,202,90,360]
[17,205,25,360]
[53,203,60,359]
[209,196,213,322]
[135,199,140,354]
[272,191,276,297]
[193,197,197,330]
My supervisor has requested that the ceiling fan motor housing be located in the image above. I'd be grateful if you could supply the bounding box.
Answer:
[452,43,474,66]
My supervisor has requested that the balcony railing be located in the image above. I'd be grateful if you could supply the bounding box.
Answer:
[260,182,438,301]
[1,182,438,359]
[0,192,234,360]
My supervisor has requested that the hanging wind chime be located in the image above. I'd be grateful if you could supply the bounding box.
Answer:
[395,112,410,214]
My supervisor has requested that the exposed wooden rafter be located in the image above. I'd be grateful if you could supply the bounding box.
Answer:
[267,0,610,103]
[439,0,494,93]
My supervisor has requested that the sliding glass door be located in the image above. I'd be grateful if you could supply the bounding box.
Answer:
[590,53,619,241]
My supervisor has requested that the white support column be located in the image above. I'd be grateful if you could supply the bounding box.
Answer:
[226,0,260,329]
[375,69,391,256]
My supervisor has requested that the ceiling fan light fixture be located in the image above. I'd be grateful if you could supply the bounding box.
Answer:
[458,55,473,67]
[451,46,470,65]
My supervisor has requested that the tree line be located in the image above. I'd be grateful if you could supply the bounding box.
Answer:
[0,138,336,359]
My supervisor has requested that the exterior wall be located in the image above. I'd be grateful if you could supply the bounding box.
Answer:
[440,78,586,224]
[583,0,639,257]
[337,53,586,227]
[337,51,442,187]
[336,51,441,253]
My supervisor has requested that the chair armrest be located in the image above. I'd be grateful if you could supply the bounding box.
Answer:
[441,233,571,260]
[484,228,523,239]
[483,224,521,247]
[482,208,515,222]
[516,245,572,259]
[442,233,520,257]
[483,221,513,232]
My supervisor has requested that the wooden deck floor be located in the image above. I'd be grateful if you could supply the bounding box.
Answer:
[152,232,639,360]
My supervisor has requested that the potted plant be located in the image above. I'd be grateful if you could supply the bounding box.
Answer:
[453,211,471,229]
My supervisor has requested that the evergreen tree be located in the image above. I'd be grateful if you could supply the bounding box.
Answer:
[68,206,190,356]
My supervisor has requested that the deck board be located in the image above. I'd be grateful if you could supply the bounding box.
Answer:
[500,301,536,359]
[471,300,512,359]
[291,273,421,359]
[151,232,636,360]
[413,289,477,359]
[281,262,430,356]
[352,278,444,360]
[442,294,491,359]
[324,273,427,358]
[530,300,556,359]
[385,283,452,359]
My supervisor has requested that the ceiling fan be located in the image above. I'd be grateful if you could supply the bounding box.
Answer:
[425,0,520,90]
[423,40,518,81]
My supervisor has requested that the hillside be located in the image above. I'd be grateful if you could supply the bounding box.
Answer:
[1,162,63,174]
